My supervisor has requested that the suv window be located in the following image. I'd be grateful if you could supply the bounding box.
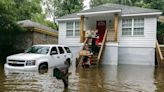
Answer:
[64,47,71,53]
[51,47,58,54]
[58,47,65,54]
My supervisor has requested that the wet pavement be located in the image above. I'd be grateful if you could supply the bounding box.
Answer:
[0,62,164,92]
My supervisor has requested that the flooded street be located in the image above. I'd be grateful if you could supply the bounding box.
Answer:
[0,62,164,92]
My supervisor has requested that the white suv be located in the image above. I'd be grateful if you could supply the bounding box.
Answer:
[4,45,73,71]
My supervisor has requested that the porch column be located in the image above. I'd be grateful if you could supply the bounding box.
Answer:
[80,16,84,42]
[114,14,118,42]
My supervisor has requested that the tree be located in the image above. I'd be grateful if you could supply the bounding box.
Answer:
[41,0,55,19]
[0,0,24,32]
[13,0,42,21]
[90,0,116,7]
[90,0,134,7]
[32,13,58,30]
[54,0,84,17]
[0,0,57,63]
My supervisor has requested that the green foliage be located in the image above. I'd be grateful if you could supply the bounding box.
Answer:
[13,0,42,21]
[157,22,164,44]
[0,0,25,32]
[32,13,58,30]
[157,22,164,36]
[0,0,57,63]
[90,0,133,7]
[54,0,84,17]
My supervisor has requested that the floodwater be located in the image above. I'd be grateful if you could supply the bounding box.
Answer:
[0,62,164,92]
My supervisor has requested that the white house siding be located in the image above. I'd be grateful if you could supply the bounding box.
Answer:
[117,16,157,66]
[118,16,157,48]
[118,47,155,65]
[58,21,81,46]
[102,42,118,65]
[69,46,81,60]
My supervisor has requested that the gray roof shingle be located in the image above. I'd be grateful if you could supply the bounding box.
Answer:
[57,13,79,20]
[17,20,58,33]
[57,3,162,19]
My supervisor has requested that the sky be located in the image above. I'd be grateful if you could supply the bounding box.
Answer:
[83,0,90,10]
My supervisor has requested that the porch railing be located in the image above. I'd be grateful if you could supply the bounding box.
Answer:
[97,28,108,65]
[106,28,115,42]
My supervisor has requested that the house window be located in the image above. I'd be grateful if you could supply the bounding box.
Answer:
[66,21,80,37]
[122,18,144,36]
[75,22,80,36]
[66,22,73,37]
[122,19,132,36]
[133,18,144,36]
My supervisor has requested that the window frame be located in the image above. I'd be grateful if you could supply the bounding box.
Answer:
[66,21,80,37]
[133,18,144,36]
[122,17,144,36]
[64,47,71,53]
[122,18,132,36]
[58,46,65,54]
[66,22,74,37]
[50,47,58,55]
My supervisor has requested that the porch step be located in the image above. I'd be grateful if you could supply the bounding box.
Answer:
[160,46,164,57]
[91,62,97,65]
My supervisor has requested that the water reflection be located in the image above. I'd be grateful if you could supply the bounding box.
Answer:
[76,65,155,92]
[1,63,164,92]
[3,68,64,92]
[154,67,164,92]
[117,65,155,92]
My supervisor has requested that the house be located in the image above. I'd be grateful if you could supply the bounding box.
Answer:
[57,4,162,66]
[16,20,58,51]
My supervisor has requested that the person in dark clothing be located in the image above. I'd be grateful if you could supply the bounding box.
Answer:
[82,56,90,68]
[91,30,99,54]
[91,38,96,54]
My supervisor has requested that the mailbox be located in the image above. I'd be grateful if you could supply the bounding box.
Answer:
[53,64,70,88]
[53,65,69,79]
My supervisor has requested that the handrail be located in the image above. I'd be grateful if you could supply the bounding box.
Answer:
[76,38,88,67]
[156,40,163,63]
[97,28,108,64]
[76,38,88,59]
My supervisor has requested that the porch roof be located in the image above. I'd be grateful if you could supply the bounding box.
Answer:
[57,3,162,21]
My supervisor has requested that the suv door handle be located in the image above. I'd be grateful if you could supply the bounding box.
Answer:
[57,56,60,59]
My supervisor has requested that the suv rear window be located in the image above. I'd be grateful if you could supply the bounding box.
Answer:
[58,47,65,54]
[64,47,71,53]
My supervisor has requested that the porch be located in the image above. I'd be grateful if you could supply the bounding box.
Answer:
[79,12,120,43]
[76,12,120,67]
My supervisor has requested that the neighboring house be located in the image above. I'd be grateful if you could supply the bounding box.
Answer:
[57,3,162,66]
[16,20,58,51]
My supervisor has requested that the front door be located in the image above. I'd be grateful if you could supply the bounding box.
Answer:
[96,21,106,42]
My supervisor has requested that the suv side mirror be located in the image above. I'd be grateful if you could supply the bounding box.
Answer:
[50,51,57,55]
